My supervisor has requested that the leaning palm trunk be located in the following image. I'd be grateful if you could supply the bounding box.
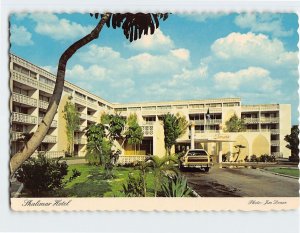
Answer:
[10,13,111,175]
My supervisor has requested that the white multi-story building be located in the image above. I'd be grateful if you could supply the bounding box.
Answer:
[10,54,291,163]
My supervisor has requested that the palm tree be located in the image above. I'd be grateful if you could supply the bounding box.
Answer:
[10,13,169,175]
[148,156,178,197]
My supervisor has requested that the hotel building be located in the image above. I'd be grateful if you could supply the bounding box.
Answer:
[10,54,291,163]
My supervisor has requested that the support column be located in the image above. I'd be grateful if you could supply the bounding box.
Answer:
[190,122,195,149]
[218,142,223,163]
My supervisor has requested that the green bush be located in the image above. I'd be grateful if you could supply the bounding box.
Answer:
[289,155,299,163]
[15,154,69,197]
[122,173,144,197]
[161,174,191,197]
[250,154,258,162]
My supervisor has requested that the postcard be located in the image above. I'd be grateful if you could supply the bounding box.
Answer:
[9,11,299,211]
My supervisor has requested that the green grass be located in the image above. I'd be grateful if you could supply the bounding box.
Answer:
[266,168,299,178]
[57,164,157,197]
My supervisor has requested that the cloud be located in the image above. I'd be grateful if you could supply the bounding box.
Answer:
[179,12,227,22]
[235,13,293,37]
[10,24,33,46]
[29,13,94,41]
[169,64,208,86]
[66,64,108,82]
[214,67,281,92]
[211,32,298,67]
[126,29,174,52]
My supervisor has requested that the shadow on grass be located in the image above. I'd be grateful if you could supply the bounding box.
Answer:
[58,167,113,197]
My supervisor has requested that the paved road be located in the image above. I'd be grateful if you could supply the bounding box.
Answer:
[182,166,299,197]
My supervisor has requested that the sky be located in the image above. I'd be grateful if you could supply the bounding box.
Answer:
[9,12,299,124]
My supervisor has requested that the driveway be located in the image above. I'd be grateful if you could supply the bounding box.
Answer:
[182,165,299,197]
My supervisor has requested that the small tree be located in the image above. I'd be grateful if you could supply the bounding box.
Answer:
[224,114,246,132]
[63,97,80,156]
[284,125,299,160]
[125,114,143,155]
[162,113,188,156]
[85,123,121,178]
[148,156,178,197]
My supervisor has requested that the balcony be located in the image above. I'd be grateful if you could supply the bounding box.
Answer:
[74,96,86,106]
[87,115,97,122]
[75,126,87,132]
[32,151,65,159]
[74,137,87,144]
[12,112,37,124]
[87,100,97,109]
[39,100,49,109]
[142,125,153,136]
[206,119,222,125]
[271,140,280,146]
[192,120,205,125]
[11,70,38,88]
[79,113,87,119]
[117,155,146,165]
[243,118,260,124]
[270,129,280,134]
[245,129,259,132]
[38,117,57,128]
[42,135,57,143]
[260,117,279,123]
[12,92,37,107]
[11,131,24,141]
[39,82,54,94]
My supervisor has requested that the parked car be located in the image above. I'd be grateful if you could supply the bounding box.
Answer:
[179,149,212,172]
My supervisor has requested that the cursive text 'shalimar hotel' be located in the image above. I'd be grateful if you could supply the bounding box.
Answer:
[10,54,291,163]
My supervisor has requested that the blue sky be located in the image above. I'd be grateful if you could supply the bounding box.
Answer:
[10,12,299,124]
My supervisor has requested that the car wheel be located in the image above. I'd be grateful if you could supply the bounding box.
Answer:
[204,167,209,172]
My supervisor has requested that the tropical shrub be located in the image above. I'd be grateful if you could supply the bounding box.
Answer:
[161,174,192,197]
[122,173,145,197]
[250,154,258,162]
[15,154,80,197]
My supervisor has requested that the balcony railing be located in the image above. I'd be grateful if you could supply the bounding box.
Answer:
[11,131,24,141]
[270,129,280,134]
[39,100,49,109]
[142,125,153,136]
[12,112,37,124]
[87,100,97,109]
[39,82,54,93]
[12,92,37,107]
[243,118,260,123]
[86,115,97,122]
[74,96,86,105]
[245,129,259,132]
[11,70,38,88]
[260,117,279,123]
[74,137,87,144]
[271,140,280,146]
[38,117,57,127]
[206,119,222,125]
[42,135,57,143]
[117,155,146,165]
[32,151,65,159]
[75,126,87,131]
[79,113,86,119]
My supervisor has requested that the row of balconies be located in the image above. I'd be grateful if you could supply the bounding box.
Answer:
[12,70,99,110]
[243,117,279,124]
[11,131,57,143]
[11,112,57,127]
[190,119,222,125]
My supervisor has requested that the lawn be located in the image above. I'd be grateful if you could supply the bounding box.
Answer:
[57,164,157,197]
[266,168,299,178]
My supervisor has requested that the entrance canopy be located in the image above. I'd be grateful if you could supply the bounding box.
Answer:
[177,138,235,143]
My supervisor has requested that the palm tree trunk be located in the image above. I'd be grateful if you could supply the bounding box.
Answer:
[10,13,111,175]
